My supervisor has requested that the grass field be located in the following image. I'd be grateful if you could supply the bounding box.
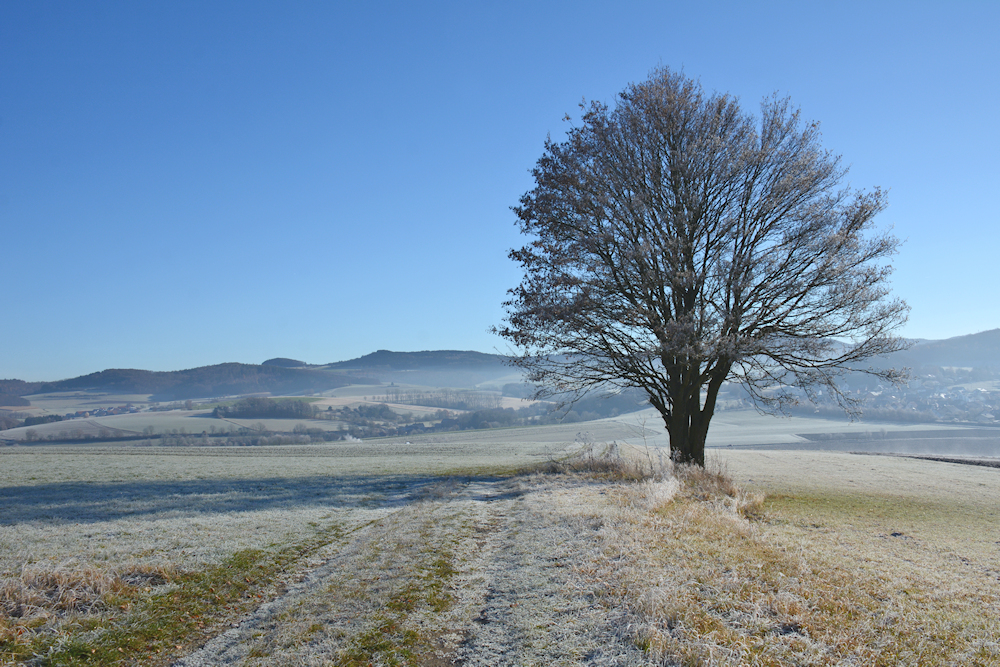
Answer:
[0,409,353,442]
[3,388,533,442]
[1,413,999,665]
[12,394,153,415]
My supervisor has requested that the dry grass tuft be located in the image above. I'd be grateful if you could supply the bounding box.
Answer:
[576,456,1000,666]
[675,459,739,497]
[2,565,118,620]
[675,459,765,519]
[629,477,682,512]
[0,562,174,648]
[537,439,671,482]
[0,562,172,616]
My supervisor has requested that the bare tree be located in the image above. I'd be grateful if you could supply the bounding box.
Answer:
[495,68,909,466]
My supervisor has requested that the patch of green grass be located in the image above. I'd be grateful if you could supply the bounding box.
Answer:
[2,523,345,666]
[337,618,417,667]
[424,555,457,613]
[334,549,457,666]
[766,488,948,522]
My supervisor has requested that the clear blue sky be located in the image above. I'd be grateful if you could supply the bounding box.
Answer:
[2,1,997,380]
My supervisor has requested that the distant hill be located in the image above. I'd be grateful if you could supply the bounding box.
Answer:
[864,329,1000,372]
[325,350,507,370]
[323,350,514,388]
[262,357,310,368]
[894,329,1000,369]
[0,380,44,397]
[1,352,513,400]
[0,394,30,407]
[10,332,994,401]
[30,363,366,401]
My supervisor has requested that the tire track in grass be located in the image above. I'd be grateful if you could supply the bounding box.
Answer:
[171,502,424,666]
[174,475,655,666]
[452,477,651,667]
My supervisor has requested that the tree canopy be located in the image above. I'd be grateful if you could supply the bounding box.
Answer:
[496,67,909,466]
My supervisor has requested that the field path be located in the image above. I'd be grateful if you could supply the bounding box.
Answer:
[174,476,652,666]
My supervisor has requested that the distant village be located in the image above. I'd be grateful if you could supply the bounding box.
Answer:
[62,404,142,420]
[779,369,1000,425]
[858,376,998,424]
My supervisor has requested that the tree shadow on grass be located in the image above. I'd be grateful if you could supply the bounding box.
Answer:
[0,474,480,526]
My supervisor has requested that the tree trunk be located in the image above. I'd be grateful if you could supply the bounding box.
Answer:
[667,415,707,467]
[658,369,727,467]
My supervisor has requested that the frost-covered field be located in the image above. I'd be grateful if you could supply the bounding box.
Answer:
[2,408,991,584]
[3,413,999,665]
[0,410,350,441]
[0,438,561,577]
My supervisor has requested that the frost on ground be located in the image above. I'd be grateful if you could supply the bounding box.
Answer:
[3,444,999,666]
[174,475,658,666]
[170,454,1000,667]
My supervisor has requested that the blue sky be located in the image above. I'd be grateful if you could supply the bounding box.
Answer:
[2,1,997,380]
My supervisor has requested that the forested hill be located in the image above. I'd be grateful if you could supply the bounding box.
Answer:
[324,350,507,371]
[262,357,310,368]
[27,363,363,401]
[0,379,44,397]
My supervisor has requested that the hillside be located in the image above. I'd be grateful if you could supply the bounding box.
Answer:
[894,328,1000,369]
[0,379,43,397]
[1,351,513,403]
[324,349,507,370]
[5,331,996,406]
[29,363,365,401]
[262,357,310,368]
[323,349,514,387]
[319,334,1000,376]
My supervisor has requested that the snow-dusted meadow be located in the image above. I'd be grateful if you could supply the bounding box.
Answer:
[3,409,999,664]
[0,437,565,579]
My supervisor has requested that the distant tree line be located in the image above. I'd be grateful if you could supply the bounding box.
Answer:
[212,397,317,420]
[23,414,63,427]
[1,389,651,445]
[433,389,649,431]
[0,380,43,397]
[0,394,30,407]
[152,430,345,447]
[376,389,503,411]
[1,421,350,446]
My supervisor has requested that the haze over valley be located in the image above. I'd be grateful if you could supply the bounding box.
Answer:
[3,329,999,460]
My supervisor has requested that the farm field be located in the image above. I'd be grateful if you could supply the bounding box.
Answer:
[370,407,1000,457]
[2,413,999,665]
[9,384,997,452]
[0,411,350,441]
[2,386,541,443]
[12,394,153,416]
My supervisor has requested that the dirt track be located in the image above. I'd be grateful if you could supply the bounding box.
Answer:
[174,475,652,666]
